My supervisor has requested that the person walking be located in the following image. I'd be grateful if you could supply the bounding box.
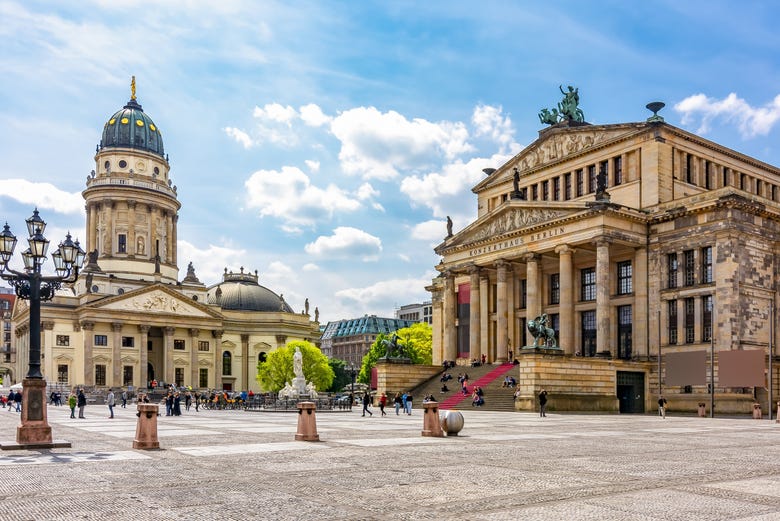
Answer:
[379,392,387,416]
[77,389,87,419]
[121,390,127,408]
[658,395,667,418]
[538,389,548,417]
[107,388,115,418]
[13,388,22,412]
[405,392,413,415]
[393,392,402,415]
[68,391,77,418]
[185,391,192,412]
[362,393,373,417]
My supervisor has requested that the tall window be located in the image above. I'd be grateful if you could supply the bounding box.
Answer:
[684,297,695,343]
[520,279,527,309]
[531,184,538,200]
[223,351,232,376]
[542,180,549,200]
[668,300,678,345]
[667,253,678,289]
[576,169,584,196]
[581,310,596,357]
[95,364,106,386]
[175,368,184,387]
[702,295,713,342]
[683,250,695,286]
[617,261,632,295]
[588,165,597,193]
[613,156,623,186]
[57,364,69,384]
[549,313,560,345]
[686,153,694,184]
[722,167,729,187]
[199,368,209,388]
[198,341,210,352]
[123,365,133,387]
[704,161,711,189]
[549,273,560,305]
[701,246,713,283]
[617,305,632,359]
[118,234,127,254]
[581,267,596,301]
[553,177,560,200]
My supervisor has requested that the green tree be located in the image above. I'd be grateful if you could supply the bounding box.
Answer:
[327,357,351,393]
[256,341,334,392]
[357,322,433,383]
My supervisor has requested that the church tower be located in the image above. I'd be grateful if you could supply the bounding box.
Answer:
[82,78,180,286]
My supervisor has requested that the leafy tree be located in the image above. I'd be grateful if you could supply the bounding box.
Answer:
[327,357,351,393]
[256,340,334,392]
[357,322,433,383]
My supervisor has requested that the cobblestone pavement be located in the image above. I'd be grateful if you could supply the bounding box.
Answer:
[1,404,779,520]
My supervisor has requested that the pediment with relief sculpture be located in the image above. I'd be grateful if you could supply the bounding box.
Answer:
[87,285,219,319]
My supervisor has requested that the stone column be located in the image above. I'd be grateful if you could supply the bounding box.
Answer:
[151,206,160,257]
[443,272,457,362]
[189,328,200,388]
[172,215,179,267]
[595,239,611,354]
[112,322,123,386]
[468,266,481,361]
[429,285,443,366]
[241,333,250,391]
[525,254,541,320]
[128,200,136,257]
[88,204,98,253]
[166,212,173,264]
[496,260,509,363]
[556,244,576,354]
[139,325,150,389]
[213,330,224,390]
[81,322,94,386]
[479,274,490,362]
[103,202,114,256]
[164,326,175,384]
[633,246,649,357]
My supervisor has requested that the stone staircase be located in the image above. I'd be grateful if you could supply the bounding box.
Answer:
[411,363,519,412]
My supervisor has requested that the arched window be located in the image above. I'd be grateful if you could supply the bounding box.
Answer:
[223,351,232,376]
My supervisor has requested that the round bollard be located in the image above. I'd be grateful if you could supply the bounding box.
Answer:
[440,410,464,436]
[133,403,160,450]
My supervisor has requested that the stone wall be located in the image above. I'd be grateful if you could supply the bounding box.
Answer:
[375,360,442,398]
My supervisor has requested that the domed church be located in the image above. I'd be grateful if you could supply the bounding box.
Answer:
[9,79,320,392]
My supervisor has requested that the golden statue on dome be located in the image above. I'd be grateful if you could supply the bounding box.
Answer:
[131,76,136,100]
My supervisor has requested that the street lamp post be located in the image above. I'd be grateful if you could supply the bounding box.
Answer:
[0,209,85,448]
[348,362,356,408]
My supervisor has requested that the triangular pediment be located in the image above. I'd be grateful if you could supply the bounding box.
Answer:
[475,122,649,192]
[85,284,221,320]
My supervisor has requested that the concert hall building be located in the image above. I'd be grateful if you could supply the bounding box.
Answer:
[428,103,780,413]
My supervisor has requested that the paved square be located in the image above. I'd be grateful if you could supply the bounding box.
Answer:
[1,405,779,520]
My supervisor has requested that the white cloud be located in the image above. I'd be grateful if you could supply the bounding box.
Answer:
[253,103,297,125]
[0,179,84,215]
[305,160,320,173]
[244,166,362,229]
[411,219,448,243]
[330,107,474,180]
[302,263,320,272]
[177,240,247,285]
[300,103,332,127]
[675,92,780,138]
[335,276,430,308]
[304,227,382,261]
[472,104,515,152]
[223,126,254,148]
[264,260,294,279]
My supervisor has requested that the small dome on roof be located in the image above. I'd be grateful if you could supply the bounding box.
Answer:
[207,269,293,313]
[100,78,164,157]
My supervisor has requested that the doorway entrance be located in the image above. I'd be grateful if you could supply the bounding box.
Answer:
[617,371,645,413]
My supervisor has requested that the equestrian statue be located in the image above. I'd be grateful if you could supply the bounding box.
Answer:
[527,313,558,349]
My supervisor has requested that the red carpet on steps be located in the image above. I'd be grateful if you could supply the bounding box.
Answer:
[438,363,515,409]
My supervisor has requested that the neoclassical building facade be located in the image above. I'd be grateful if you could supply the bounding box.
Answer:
[428,106,780,412]
[10,84,320,392]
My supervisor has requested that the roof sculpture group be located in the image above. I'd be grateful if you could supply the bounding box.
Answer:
[539,85,585,125]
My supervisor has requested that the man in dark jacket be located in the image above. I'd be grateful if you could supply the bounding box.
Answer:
[362,393,373,417]
[539,389,548,417]
[77,389,87,418]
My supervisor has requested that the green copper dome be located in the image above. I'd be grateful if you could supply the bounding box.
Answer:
[100,98,165,157]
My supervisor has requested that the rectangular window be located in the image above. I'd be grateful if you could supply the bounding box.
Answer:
[564,173,572,200]
[581,267,596,301]
[542,180,549,200]
[701,246,713,283]
[704,161,711,189]
[519,279,527,309]
[668,300,678,345]
[553,177,560,200]
[722,167,729,187]
[57,364,68,385]
[175,368,184,387]
[199,368,209,388]
[520,187,528,200]
[121,336,134,348]
[617,305,632,359]
[56,335,70,346]
[95,364,106,386]
[683,250,695,286]
[667,253,678,289]
[576,169,584,196]
[549,273,560,305]
[531,184,538,201]
[198,340,210,352]
[549,313,560,344]
[588,165,597,193]
[123,365,133,387]
[617,261,632,295]
[756,179,763,196]
[686,154,694,184]
[702,295,713,342]
[118,234,127,254]
[174,339,185,350]
[613,156,623,185]
[95,334,108,346]
[684,297,695,343]
[581,310,596,357]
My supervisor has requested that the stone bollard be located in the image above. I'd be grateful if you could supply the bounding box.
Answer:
[698,403,706,417]
[752,403,762,420]
[295,402,319,441]
[421,402,444,437]
[133,403,160,450]
[776,401,779,423]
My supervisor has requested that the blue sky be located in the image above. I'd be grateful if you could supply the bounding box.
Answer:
[2,1,780,323]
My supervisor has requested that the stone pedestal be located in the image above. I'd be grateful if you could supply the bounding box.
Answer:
[1,379,71,450]
[295,402,319,441]
[133,404,160,450]
[752,403,762,420]
[421,402,444,437]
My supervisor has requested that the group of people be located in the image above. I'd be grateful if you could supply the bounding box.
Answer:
[501,375,517,388]
[471,386,485,407]
[392,392,414,415]
[2,389,22,412]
